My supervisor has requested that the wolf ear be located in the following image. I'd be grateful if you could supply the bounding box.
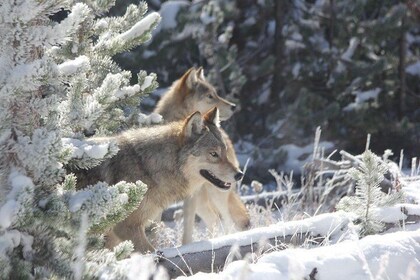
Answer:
[196,67,206,81]
[185,68,198,89]
[178,68,197,91]
[203,107,220,127]
[183,111,205,138]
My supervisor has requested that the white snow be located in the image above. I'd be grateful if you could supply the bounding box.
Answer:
[404,180,420,203]
[138,112,163,126]
[8,170,34,198]
[140,75,154,91]
[343,88,382,112]
[280,141,334,172]
[157,1,189,30]
[119,193,129,204]
[0,230,22,254]
[256,85,270,105]
[341,37,360,61]
[115,84,140,99]
[0,230,33,260]
[334,37,360,73]
[162,211,355,259]
[372,204,420,223]
[285,39,306,50]
[117,254,169,280]
[292,63,301,78]
[267,20,275,36]
[168,180,420,280]
[406,61,420,76]
[62,138,110,159]
[0,170,34,230]
[200,11,215,25]
[0,200,18,229]
[57,55,90,75]
[68,190,93,212]
[181,230,420,280]
[95,19,108,30]
[19,232,34,260]
[83,143,109,159]
[117,12,161,42]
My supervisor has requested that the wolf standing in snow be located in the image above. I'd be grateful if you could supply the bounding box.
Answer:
[154,67,250,244]
[74,108,243,253]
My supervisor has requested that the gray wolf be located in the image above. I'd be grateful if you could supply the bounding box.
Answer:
[154,67,250,244]
[74,108,243,253]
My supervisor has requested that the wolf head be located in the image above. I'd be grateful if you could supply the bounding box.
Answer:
[181,107,243,191]
[174,67,236,121]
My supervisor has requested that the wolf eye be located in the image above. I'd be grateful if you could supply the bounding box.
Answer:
[209,151,218,158]
[207,94,213,99]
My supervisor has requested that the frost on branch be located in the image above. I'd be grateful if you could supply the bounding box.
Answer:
[65,179,147,234]
[62,137,119,170]
[95,12,161,56]
[55,4,160,135]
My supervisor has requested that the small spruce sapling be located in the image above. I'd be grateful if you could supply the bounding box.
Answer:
[337,150,404,236]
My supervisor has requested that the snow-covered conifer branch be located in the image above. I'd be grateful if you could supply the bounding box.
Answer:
[94,12,161,56]
[62,138,119,170]
[66,180,147,234]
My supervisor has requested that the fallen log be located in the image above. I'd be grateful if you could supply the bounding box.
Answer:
[155,204,420,278]
[156,211,353,278]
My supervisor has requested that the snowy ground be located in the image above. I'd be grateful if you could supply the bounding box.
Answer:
[121,175,420,280]
[183,229,420,280]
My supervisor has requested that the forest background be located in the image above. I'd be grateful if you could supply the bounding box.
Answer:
[103,0,420,183]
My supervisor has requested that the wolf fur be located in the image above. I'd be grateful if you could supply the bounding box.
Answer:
[74,108,242,253]
[154,67,250,244]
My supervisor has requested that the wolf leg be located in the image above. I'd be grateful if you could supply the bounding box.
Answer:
[206,189,236,233]
[227,191,250,230]
[195,186,221,236]
[104,229,122,249]
[182,194,198,244]
[113,192,163,253]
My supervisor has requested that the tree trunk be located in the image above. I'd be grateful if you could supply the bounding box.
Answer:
[268,0,288,113]
[398,15,407,119]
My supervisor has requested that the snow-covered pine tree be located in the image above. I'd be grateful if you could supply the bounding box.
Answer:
[337,150,404,236]
[0,0,160,278]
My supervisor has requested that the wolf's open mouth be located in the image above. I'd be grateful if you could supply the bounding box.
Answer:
[200,169,231,190]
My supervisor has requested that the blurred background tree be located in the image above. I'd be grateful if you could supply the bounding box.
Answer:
[110,0,420,183]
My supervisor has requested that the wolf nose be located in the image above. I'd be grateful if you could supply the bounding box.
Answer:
[230,104,236,111]
[234,171,243,181]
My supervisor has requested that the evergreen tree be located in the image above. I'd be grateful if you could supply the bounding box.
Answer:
[0,0,160,278]
[337,150,404,236]
[104,0,420,182]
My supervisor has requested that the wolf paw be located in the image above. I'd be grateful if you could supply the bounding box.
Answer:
[154,250,165,262]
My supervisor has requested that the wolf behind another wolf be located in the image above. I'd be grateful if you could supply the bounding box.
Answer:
[154,67,250,244]
[73,108,243,253]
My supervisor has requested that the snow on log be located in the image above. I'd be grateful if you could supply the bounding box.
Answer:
[156,205,420,278]
[156,211,354,278]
